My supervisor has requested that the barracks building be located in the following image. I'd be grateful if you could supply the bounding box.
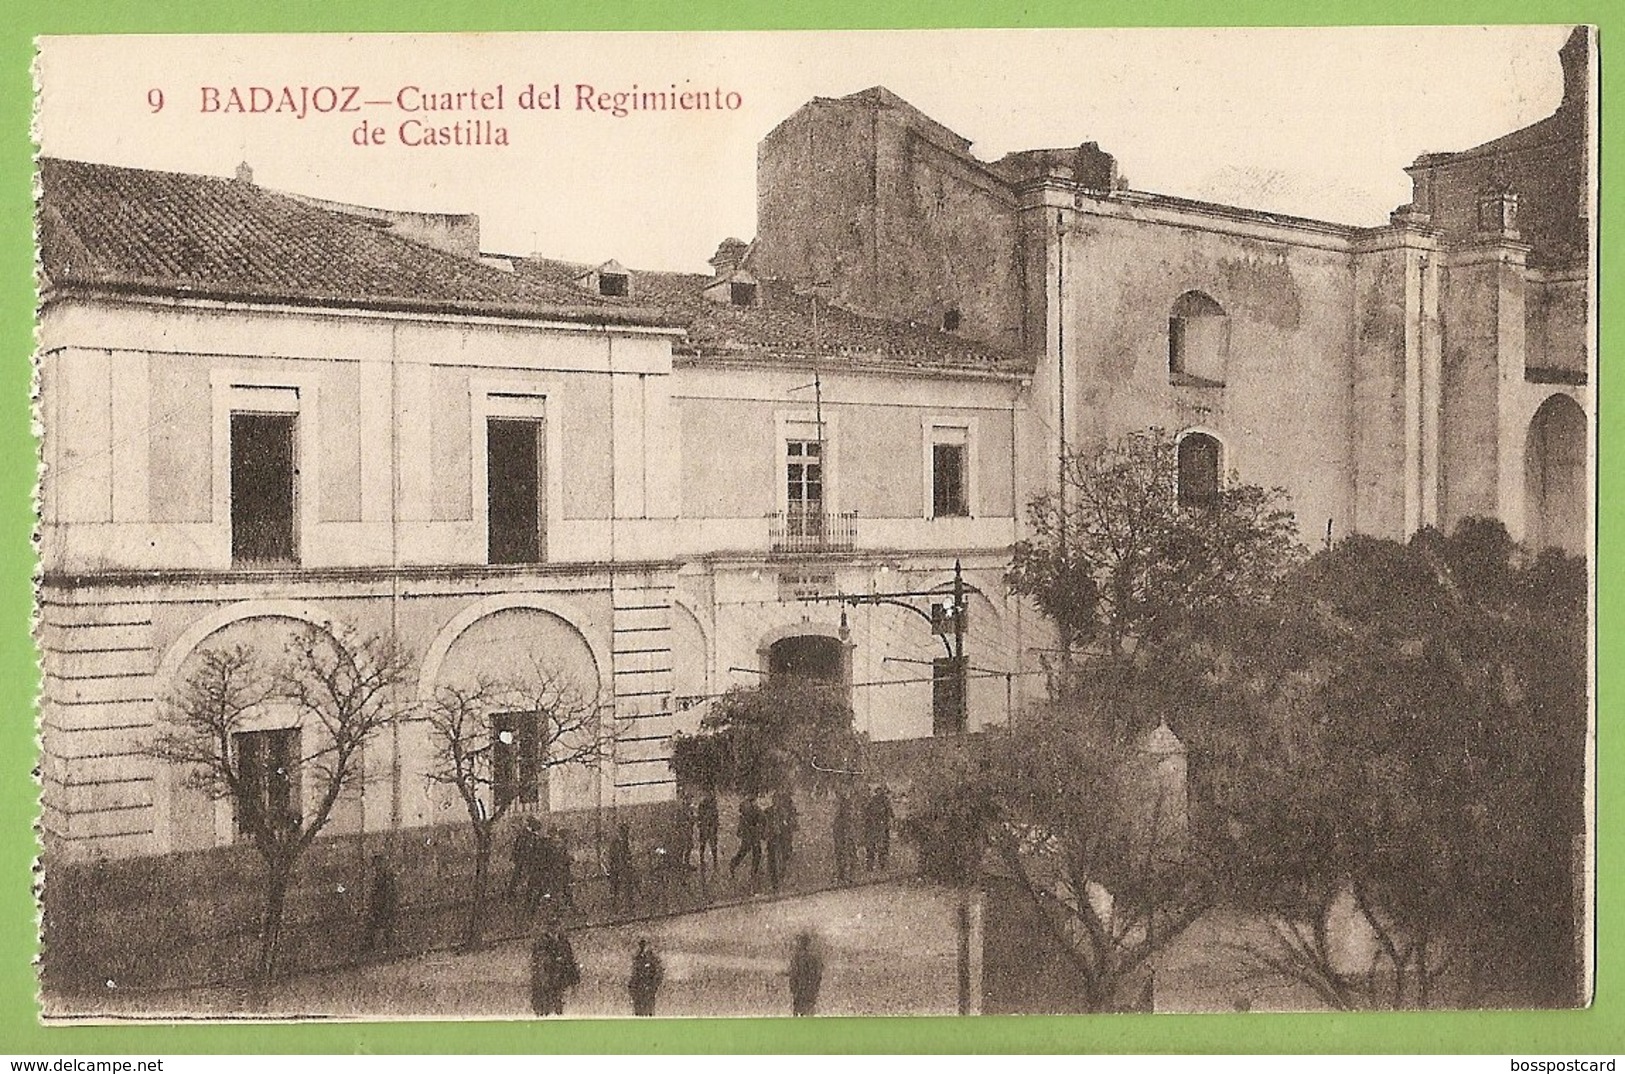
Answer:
[36,29,1591,861]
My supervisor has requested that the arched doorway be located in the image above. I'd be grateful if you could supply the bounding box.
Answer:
[1177,432,1222,508]
[1524,394,1586,554]
[767,634,845,686]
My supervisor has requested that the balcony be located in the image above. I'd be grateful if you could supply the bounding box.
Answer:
[769,508,857,555]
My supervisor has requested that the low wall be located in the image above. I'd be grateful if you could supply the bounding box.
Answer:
[39,774,924,1002]
[38,799,677,995]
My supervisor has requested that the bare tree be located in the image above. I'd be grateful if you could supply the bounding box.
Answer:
[908,708,1209,1012]
[423,653,613,950]
[146,625,414,986]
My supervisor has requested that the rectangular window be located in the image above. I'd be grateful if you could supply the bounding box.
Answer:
[488,418,544,564]
[785,438,823,536]
[730,281,758,307]
[933,442,968,517]
[234,727,300,837]
[230,412,298,565]
[491,710,543,812]
[932,657,967,736]
[599,273,629,297]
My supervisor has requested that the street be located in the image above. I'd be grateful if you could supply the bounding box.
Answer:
[214,880,962,1019]
[70,881,1344,1019]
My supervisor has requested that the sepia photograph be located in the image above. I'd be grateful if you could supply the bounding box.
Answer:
[31,25,1595,1022]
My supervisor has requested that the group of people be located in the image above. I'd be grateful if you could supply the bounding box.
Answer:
[529,919,659,1018]
[729,787,800,892]
[509,816,574,911]
[528,918,824,1018]
[382,783,896,962]
[831,784,893,883]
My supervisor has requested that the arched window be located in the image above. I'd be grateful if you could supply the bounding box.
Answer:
[1169,291,1229,386]
[1523,394,1586,553]
[1177,432,1222,508]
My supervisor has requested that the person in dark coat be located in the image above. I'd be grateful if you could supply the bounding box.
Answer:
[863,785,894,870]
[362,853,399,952]
[697,791,720,871]
[530,826,569,911]
[832,789,856,883]
[672,800,696,871]
[772,786,799,865]
[628,937,665,1016]
[608,821,639,914]
[529,914,581,1017]
[552,827,576,909]
[507,817,538,898]
[762,795,783,892]
[729,796,764,884]
[788,931,824,1016]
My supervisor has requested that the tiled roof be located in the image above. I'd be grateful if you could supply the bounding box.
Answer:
[36,158,670,325]
[513,257,1025,373]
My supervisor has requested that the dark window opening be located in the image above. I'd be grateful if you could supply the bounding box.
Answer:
[768,635,845,687]
[932,442,968,517]
[488,418,544,564]
[599,272,629,297]
[942,308,962,332]
[491,710,543,813]
[234,727,300,837]
[1178,433,1222,508]
[231,412,298,566]
[933,656,967,736]
[730,281,758,307]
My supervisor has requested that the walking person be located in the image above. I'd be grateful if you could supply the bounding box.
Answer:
[530,826,567,912]
[773,786,799,865]
[529,912,581,1017]
[362,852,399,953]
[864,785,894,871]
[763,794,783,893]
[729,795,764,886]
[697,790,720,872]
[788,930,824,1016]
[507,817,538,899]
[628,937,665,1017]
[673,799,696,872]
[608,821,639,914]
[553,827,576,909]
[832,789,855,884]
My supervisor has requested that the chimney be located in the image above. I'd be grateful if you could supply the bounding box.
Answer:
[708,237,749,279]
[234,161,254,184]
[1476,179,1520,239]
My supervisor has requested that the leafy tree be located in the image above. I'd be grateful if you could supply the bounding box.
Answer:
[906,707,1210,1012]
[423,655,613,950]
[669,679,864,797]
[1008,428,1302,667]
[1221,521,1587,1009]
[147,625,413,986]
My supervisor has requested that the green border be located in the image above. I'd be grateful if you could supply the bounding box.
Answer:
[5,0,1617,1055]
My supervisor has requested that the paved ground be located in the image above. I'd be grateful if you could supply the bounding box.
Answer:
[110,879,963,1019]
[61,881,1339,1019]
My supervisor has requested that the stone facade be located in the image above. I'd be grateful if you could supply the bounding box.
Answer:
[755,28,1592,554]
[37,29,1592,863]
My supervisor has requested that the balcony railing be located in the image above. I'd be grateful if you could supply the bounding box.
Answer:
[769,508,857,554]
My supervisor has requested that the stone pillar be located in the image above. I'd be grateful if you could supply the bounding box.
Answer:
[1439,196,1531,535]
[1130,720,1188,860]
[1350,213,1443,540]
